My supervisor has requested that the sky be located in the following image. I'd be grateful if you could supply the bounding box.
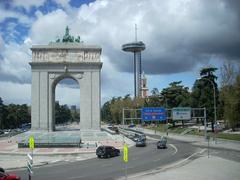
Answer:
[0,0,240,107]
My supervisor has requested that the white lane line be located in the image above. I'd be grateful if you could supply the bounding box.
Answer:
[169,143,178,155]
[68,175,85,179]
[101,163,112,167]
[153,158,161,162]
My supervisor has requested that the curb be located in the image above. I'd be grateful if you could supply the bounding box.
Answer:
[0,150,96,156]
[142,129,240,152]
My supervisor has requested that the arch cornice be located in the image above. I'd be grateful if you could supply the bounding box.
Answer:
[29,62,103,70]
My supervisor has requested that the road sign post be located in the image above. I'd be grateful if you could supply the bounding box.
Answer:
[27,153,33,180]
[28,136,35,180]
[123,143,128,180]
[207,135,210,158]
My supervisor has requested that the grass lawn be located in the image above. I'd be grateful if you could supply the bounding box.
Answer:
[188,129,240,141]
[147,125,240,141]
[147,124,188,134]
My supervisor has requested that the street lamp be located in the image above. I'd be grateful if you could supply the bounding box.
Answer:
[198,78,217,139]
[159,95,169,136]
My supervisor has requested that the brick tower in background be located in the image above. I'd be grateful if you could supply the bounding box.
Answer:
[141,72,148,98]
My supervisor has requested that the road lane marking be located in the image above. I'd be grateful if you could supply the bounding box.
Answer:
[101,163,113,167]
[126,148,207,179]
[68,175,85,179]
[153,158,161,162]
[169,144,178,155]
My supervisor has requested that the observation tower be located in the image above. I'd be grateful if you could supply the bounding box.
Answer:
[122,25,146,97]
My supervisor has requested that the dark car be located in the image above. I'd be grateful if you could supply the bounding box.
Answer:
[136,139,146,147]
[0,168,4,173]
[96,146,120,158]
[133,134,146,142]
[157,136,167,149]
[128,124,135,128]
[109,126,119,134]
[0,169,21,180]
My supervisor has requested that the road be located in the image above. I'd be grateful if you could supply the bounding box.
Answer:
[10,134,240,180]
[11,134,201,180]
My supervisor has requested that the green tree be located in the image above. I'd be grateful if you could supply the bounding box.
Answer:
[4,104,29,128]
[191,67,219,132]
[101,94,145,125]
[71,110,80,123]
[18,104,31,125]
[0,98,8,129]
[220,61,240,130]
[145,88,163,107]
[110,97,123,124]
[55,102,72,124]
[101,101,112,123]
[161,81,190,108]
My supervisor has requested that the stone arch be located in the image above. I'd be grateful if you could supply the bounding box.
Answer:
[30,43,102,132]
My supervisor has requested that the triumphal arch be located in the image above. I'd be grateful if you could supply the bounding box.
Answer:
[30,27,102,131]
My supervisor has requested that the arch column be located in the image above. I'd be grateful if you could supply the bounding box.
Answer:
[79,71,100,130]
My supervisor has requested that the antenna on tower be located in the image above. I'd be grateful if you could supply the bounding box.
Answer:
[135,24,138,42]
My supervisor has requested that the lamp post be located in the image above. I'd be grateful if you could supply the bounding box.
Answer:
[198,78,217,138]
[159,95,168,136]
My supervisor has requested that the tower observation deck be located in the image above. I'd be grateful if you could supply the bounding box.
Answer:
[122,40,146,97]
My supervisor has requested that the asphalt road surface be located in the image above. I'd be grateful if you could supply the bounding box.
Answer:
[11,134,201,180]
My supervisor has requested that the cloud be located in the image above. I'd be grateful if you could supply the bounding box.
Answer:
[55,83,80,106]
[11,0,46,11]
[0,34,4,51]
[30,9,69,44]
[0,6,32,25]
[101,55,133,100]
[0,81,31,105]
[52,0,71,9]
[27,0,240,75]
[0,41,31,83]
[1,0,240,105]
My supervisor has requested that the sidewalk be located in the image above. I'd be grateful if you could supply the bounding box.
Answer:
[0,131,134,170]
[136,128,240,152]
[123,155,240,180]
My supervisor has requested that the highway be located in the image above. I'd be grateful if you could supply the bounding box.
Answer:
[12,134,201,180]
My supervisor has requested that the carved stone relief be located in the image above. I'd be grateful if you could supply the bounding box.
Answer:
[32,49,100,62]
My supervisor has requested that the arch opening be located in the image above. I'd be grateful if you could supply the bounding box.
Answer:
[53,76,80,131]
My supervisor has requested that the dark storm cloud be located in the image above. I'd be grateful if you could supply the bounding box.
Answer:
[105,0,240,75]
[1,0,240,85]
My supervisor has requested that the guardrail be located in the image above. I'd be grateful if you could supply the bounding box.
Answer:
[101,127,117,135]
[118,127,146,140]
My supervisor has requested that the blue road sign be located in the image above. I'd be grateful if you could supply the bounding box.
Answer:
[141,107,166,121]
